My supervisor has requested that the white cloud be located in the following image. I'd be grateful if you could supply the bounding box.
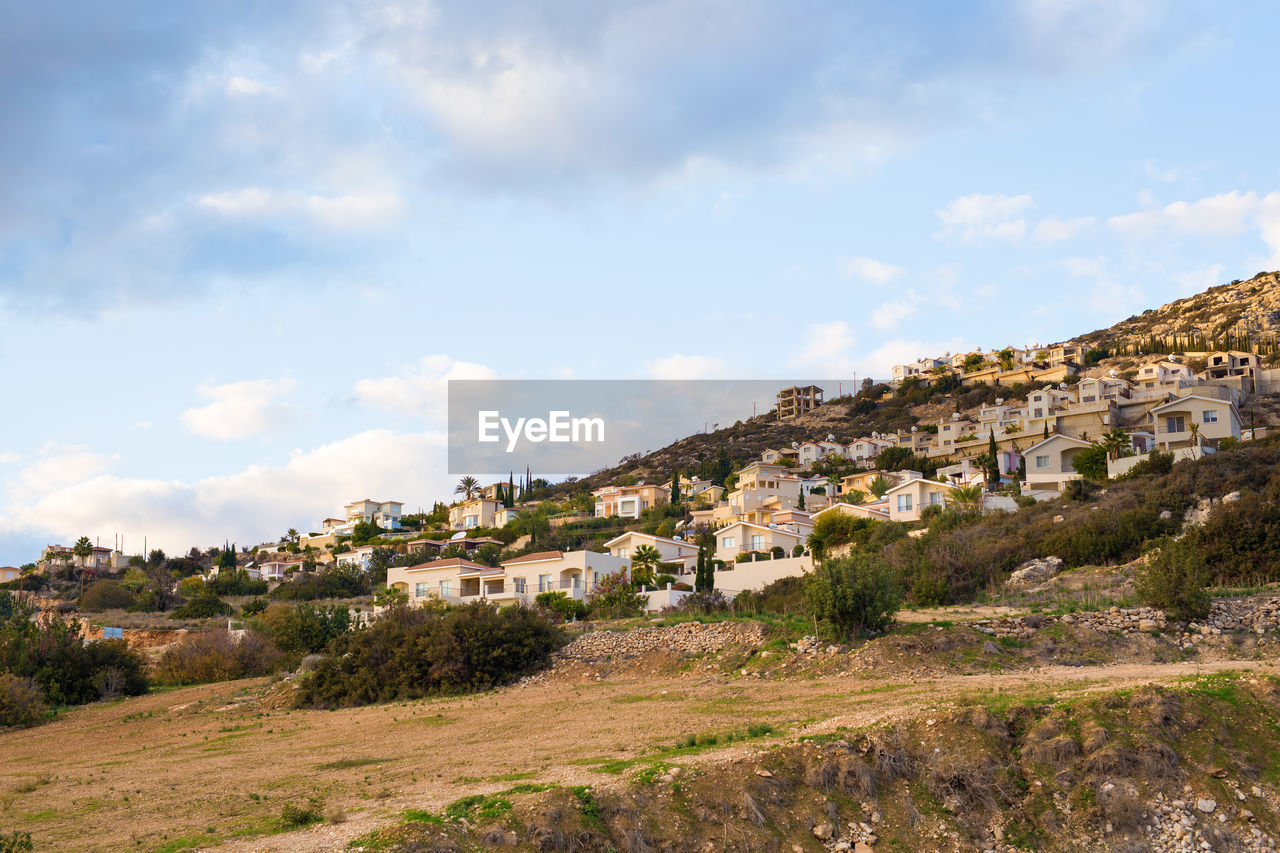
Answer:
[354,355,497,421]
[790,321,857,372]
[180,378,296,440]
[841,256,906,284]
[1108,190,1280,267]
[0,429,451,556]
[226,75,269,96]
[643,354,731,379]
[197,187,275,216]
[196,187,406,230]
[1033,216,1095,243]
[5,442,116,504]
[0,452,18,465]
[869,300,917,330]
[306,192,406,229]
[1176,264,1226,292]
[935,193,1034,241]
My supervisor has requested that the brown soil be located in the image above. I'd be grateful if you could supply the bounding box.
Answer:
[2,640,1276,853]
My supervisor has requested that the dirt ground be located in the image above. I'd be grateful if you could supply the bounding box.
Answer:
[2,636,1276,853]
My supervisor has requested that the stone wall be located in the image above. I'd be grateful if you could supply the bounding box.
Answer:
[973,596,1280,640]
[555,621,769,663]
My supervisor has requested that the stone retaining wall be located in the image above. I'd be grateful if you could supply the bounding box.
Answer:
[556,621,769,662]
[974,596,1280,639]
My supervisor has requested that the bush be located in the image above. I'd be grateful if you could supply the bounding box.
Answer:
[1190,491,1280,587]
[803,554,900,640]
[733,575,805,614]
[241,597,269,616]
[0,609,148,705]
[254,603,351,657]
[1136,539,1210,620]
[154,630,284,685]
[208,569,269,597]
[0,830,33,853]
[586,572,646,619]
[678,589,729,615]
[0,673,47,728]
[535,591,589,621]
[1121,449,1174,479]
[271,564,369,600]
[169,594,234,620]
[295,603,563,707]
[79,580,136,611]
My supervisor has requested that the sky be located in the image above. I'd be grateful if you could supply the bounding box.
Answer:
[2,0,1280,564]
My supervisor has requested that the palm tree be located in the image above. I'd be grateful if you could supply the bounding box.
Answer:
[951,484,984,512]
[1100,428,1129,461]
[73,535,93,567]
[454,476,481,501]
[629,544,662,586]
[843,489,867,506]
[1189,422,1201,449]
[868,475,891,499]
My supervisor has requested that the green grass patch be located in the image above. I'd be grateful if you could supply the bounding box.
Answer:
[402,808,444,825]
[149,837,210,853]
[316,757,394,771]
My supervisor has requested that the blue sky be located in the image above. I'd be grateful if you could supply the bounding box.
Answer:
[2,0,1279,563]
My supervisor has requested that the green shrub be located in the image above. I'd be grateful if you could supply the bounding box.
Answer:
[586,572,645,619]
[1191,492,1280,586]
[270,563,369,601]
[534,591,589,621]
[241,597,269,616]
[0,830,33,853]
[0,608,147,705]
[295,603,563,708]
[169,594,234,620]
[154,630,284,685]
[207,569,269,597]
[803,553,901,640]
[1136,538,1210,620]
[253,603,351,657]
[1120,449,1175,479]
[79,580,136,611]
[733,575,804,614]
[280,801,324,828]
[0,674,47,728]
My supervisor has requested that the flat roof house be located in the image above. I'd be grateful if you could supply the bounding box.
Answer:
[777,385,823,420]
[712,521,805,563]
[449,497,502,531]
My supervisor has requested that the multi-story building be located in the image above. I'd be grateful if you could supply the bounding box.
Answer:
[344,499,403,531]
[592,483,669,518]
[449,497,503,530]
[776,385,823,420]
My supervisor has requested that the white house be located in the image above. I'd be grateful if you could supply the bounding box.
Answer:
[884,478,959,523]
[1020,434,1095,492]
[604,531,700,569]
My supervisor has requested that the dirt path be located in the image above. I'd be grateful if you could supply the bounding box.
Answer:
[1,658,1274,853]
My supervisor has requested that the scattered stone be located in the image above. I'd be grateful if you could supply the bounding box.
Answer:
[1197,798,1217,814]
[813,821,834,840]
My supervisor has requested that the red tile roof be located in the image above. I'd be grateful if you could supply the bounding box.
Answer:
[405,557,491,572]
[500,550,563,565]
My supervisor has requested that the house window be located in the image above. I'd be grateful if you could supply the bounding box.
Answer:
[465,515,478,528]
[538,573,553,592]
[1035,455,1049,469]
[1082,396,1095,403]
[414,583,429,599]
[929,492,944,506]
[721,536,736,549]
[1034,408,1043,418]
[439,580,453,597]
[1202,410,1218,424]
[750,535,765,550]
[513,577,526,593]
[616,547,629,558]
[1165,416,1186,433]
[897,494,913,512]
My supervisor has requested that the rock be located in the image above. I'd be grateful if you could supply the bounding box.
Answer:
[1160,509,1173,519]
[1007,556,1064,587]
[983,640,1002,655]
[1052,515,1065,523]
[755,769,772,778]
[853,843,875,853]
[1197,798,1217,814]
[813,821,835,840]
[1222,490,1241,503]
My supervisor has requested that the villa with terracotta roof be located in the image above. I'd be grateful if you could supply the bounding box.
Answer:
[386,550,632,606]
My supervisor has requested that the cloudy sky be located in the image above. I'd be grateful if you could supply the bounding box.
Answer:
[2,0,1279,563]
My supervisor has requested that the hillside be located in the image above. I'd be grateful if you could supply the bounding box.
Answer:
[1074,269,1280,353]
[545,270,1280,496]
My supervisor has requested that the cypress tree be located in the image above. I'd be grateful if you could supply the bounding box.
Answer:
[985,431,1000,485]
